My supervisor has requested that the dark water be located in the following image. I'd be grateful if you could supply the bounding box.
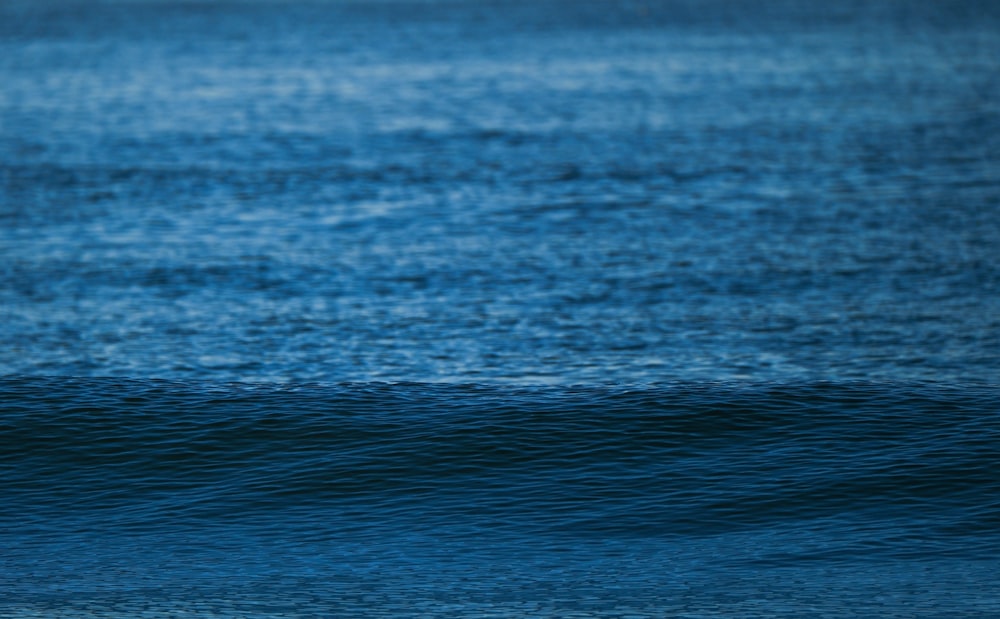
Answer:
[3,377,1000,617]
[2,0,999,616]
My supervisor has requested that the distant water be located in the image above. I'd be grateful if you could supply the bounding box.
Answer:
[2,0,999,616]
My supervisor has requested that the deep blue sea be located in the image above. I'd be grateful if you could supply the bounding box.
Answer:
[2,0,999,616]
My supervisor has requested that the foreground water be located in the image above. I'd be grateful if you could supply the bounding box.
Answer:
[1,0,999,616]
[3,377,999,617]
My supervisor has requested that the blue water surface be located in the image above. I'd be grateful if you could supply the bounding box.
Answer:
[1,0,999,616]
[2,0,998,385]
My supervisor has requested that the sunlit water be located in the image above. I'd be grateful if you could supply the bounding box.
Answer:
[1,0,999,616]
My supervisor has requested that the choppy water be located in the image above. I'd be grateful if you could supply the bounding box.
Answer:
[2,0,999,616]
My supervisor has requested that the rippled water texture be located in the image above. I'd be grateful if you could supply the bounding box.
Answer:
[2,378,999,617]
[2,1,1000,617]
[2,0,998,384]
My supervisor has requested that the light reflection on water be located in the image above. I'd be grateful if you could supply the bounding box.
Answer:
[1,2,999,612]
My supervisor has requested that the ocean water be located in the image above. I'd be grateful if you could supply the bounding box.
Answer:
[1,0,999,616]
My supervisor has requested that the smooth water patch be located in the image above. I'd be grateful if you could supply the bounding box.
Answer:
[2,377,999,618]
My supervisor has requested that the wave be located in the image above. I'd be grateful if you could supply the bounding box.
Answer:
[2,376,997,555]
